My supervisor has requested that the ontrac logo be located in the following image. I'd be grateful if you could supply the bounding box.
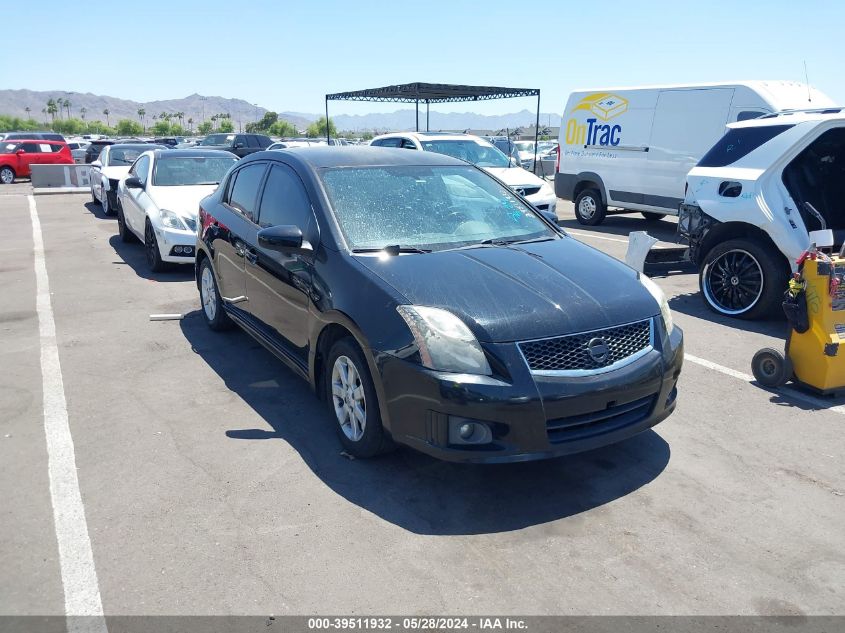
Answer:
[564,93,628,147]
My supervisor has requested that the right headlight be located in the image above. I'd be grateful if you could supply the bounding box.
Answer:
[640,274,674,334]
[396,305,491,375]
[159,208,187,230]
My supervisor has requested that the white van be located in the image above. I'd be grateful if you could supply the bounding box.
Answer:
[554,81,834,225]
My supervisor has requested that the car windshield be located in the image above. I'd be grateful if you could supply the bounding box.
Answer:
[320,165,555,252]
[419,140,510,168]
[514,141,535,152]
[108,148,147,166]
[152,156,238,186]
[199,134,235,146]
[0,143,19,154]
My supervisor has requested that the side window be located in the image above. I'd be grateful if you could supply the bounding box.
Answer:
[227,163,266,222]
[246,135,260,148]
[234,135,247,148]
[20,143,41,153]
[39,143,53,152]
[49,144,63,153]
[736,110,767,122]
[133,155,151,185]
[373,138,401,148]
[256,164,315,233]
[400,138,418,150]
[256,135,273,148]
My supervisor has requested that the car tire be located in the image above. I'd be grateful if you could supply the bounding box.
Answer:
[699,238,787,320]
[574,188,606,226]
[198,257,233,332]
[0,166,15,185]
[144,220,169,272]
[751,347,791,387]
[117,204,136,243]
[102,189,112,216]
[642,212,666,221]
[325,337,394,459]
[91,186,99,206]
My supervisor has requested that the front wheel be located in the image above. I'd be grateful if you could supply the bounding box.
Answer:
[0,166,15,185]
[752,348,792,387]
[699,238,787,320]
[144,220,169,273]
[102,188,113,216]
[574,188,606,226]
[325,338,393,459]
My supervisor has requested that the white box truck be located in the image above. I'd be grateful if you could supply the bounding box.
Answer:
[554,81,834,225]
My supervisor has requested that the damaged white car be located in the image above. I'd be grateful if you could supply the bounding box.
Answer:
[680,108,845,319]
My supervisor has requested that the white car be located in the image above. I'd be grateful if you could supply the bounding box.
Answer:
[681,107,845,319]
[116,149,239,271]
[67,140,89,164]
[90,144,164,215]
[370,132,557,213]
[267,140,314,150]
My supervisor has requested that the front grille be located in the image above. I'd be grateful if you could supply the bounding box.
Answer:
[546,395,656,444]
[519,319,652,373]
[513,185,541,196]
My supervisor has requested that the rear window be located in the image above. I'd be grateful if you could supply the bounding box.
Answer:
[698,124,794,167]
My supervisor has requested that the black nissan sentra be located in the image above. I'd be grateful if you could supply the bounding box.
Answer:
[195,147,683,463]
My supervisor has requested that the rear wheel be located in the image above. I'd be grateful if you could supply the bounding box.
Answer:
[699,238,786,320]
[641,212,666,221]
[198,257,233,331]
[144,220,169,272]
[117,205,136,243]
[574,188,606,226]
[325,338,393,459]
[752,348,792,387]
[0,166,14,185]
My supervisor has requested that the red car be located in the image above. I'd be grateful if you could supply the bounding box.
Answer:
[0,139,74,184]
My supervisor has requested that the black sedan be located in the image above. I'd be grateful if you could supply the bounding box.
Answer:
[195,147,683,462]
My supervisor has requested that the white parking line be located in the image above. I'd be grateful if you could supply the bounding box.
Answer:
[29,195,108,633]
[685,353,845,416]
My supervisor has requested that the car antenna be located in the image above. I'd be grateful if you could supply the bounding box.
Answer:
[804,60,812,103]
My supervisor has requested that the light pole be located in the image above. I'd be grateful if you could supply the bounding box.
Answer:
[253,103,259,123]
[200,96,207,122]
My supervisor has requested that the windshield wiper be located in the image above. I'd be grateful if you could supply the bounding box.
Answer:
[479,236,557,246]
[352,245,431,255]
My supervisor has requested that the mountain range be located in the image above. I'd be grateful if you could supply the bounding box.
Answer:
[0,89,561,132]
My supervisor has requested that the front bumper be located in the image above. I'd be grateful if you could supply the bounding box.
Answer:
[154,225,197,264]
[526,190,557,213]
[375,323,683,463]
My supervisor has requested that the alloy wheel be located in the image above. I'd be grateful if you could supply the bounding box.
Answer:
[703,249,764,314]
[201,266,217,321]
[331,355,366,442]
[145,224,158,268]
[0,168,13,184]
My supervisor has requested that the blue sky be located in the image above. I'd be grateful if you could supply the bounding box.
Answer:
[8,0,844,116]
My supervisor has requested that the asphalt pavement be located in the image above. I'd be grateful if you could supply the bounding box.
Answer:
[1,188,843,620]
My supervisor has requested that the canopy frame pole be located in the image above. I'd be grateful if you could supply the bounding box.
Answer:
[426,100,430,131]
[533,93,540,175]
[325,97,330,144]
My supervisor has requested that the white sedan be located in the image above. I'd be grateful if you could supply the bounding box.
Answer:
[116,149,238,272]
[90,143,165,215]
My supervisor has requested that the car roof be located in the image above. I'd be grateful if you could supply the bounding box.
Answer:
[5,138,67,144]
[151,148,238,159]
[108,143,167,150]
[728,107,845,129]
[242,146,469,169]
[374,131,487,142]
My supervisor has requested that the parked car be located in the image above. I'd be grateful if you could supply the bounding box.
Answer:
[370,132,557,213]
[197,133,273,157]
[0,139,74,184]
[682,107,845,319]
[152,137,182,147]
[0,131,66,142]
[67,140,90,164]
[90,143,167,215]
[195,147,682,461]
[116,149,238,271]
[267,140,313,150]
[482,135,521,165]
[555,81,834,225]
[84,139,115,163]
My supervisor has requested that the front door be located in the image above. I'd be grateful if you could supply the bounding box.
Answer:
[244,162,317,361]
[123,154,152,236]
[16,143,42,176]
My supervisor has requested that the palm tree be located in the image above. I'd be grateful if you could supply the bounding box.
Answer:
[80,107,87,121]
[25,106,31,119]
[210,114,219,130]
[41,107,48,125]
[103,108,110,127]
[187,117,194,133]
[64,99,72,119]
[137,107,146,131]
[46,99,58,121]
[55,98,64,119]
[175,111,184,131]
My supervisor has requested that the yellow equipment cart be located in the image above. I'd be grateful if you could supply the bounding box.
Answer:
[752,249,845,394]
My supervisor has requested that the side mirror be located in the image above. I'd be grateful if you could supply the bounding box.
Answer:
[125,176,144,189]
[257,225,309,252]
[233,142,245,149]
[510,156,521,168]
[538,209,559,225]
[16,149,25,155]
[90,160,102,168]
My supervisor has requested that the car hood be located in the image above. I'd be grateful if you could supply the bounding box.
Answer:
[148,185,219,218]
[483,167,548,188]
[101,166,131,179]
[354,237,659,343]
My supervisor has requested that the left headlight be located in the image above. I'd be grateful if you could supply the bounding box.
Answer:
[640,274,674,334]
[159,208,187,230]
[396,305,492,375]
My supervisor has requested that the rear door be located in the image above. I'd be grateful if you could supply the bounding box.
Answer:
[212,161,267,310]
[646,88,734,208]
[16,143,43,176]
[243,162,317,362]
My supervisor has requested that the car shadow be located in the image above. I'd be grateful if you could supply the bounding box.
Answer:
[557,213,681,242]
[108,234,194,283]
[179,310,672,536]
[669,290,788,334]
[83,200,111,221]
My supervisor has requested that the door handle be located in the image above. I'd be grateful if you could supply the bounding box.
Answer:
[245,249,258,265]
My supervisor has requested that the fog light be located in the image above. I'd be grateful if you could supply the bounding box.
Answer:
[174,246,183,253]
[448,418,492,445]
